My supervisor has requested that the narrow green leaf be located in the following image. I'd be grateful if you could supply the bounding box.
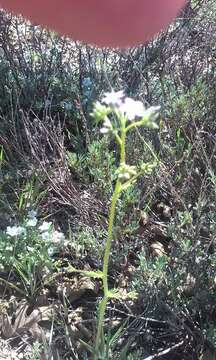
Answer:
[79,339,94,353]
[67,265,104,279]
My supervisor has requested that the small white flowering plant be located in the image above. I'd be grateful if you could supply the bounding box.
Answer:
[69,91,160,358]
[0,210,67,274]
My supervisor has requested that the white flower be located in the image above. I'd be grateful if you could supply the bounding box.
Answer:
[27,246,35,252]
[51,230,65,245]
[6,226,26,237]
[100,127,109,134]
[47,231,68,256]
[26,218,38,227]
[39,221,52,232]
[102,90,124,107]
[119,97,145,121]
[48,247,55,256]
[41,231,51,241]
[27,209,37,219]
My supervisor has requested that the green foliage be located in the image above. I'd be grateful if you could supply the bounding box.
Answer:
[206,324,216,348]
[69,225,105,260]
[67,138,116,197]
[25,341,44,360]
[17,177,47,212]
[0,228,49,272]
[169,78,209,125]
[115,185,141,239]
[86,139,117,196]
[133,251,168,291]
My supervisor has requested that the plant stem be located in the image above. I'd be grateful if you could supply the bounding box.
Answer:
[95,122,126,358]
[120,128,126,164]
[95,180,121,357]
[103,180,121,296]
[94,297,108,358]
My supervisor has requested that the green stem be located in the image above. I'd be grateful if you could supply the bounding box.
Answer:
[125,120,144,132]
[95,180,121,357]
[103,180,121,296]
[103,122,126,296]
[94,297,108,358]
[120,128,126,164]
[135,128,160,162]
[95,122,126,358]
[114,131,122,147]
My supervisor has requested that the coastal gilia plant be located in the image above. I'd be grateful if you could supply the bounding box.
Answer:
[68,90,160,359]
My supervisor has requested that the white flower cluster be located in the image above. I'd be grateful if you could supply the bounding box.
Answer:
[5,210,68,257]
[38,221,65,245]
[102,90,124,108]
[97,90,160,135]
[119,97,146,121]
[6,225,26,237]
[102,90,149,121]
[39,221,52,232]
[38,220,67,254]
[26,209,38,227]
[38,220,68,255]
